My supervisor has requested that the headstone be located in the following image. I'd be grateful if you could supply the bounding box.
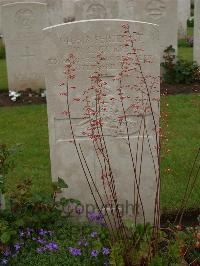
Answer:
[63,0,75,22]
[43,19,160,223]
[2,2,48,92]
[178,0,190,39]
[46,0,63,26]
[74,0,119,20]
[132,0,178,61]
[194,0,200,64]
[0,0,47,35]
[74,0,177,61]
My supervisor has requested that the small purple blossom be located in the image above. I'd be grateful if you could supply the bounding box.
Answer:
[46,242,59,251]
[37,238,47,245]
[102,247,110,255]
[19,230,24,238]
[14,243,21,252]
[91,249,99,257]
[38,229,48,236]
[78,240,88,247]
[68,247,82,256]
[3,249,11,257]
[36,246,47,254]
[88,212,104,224]
[91,231,98,238]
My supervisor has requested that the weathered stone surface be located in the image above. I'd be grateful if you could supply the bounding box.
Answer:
[46,0,63,26]
[2,2,47,91]
[74,0,119,20]
[63,0,75,22]
[0,0,47,34]
[131,0,178,60]
[43,19,160,223]
[178,0,191,39]
[73,0,177,61]
[194,0,200,64]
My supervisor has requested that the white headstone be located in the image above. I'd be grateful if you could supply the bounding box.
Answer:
[131,0,178,61]
[46,0,63,26]
[43,19,160,223]
[74,0,119,20]
[194,0,200,64]
[178,0,190,39]
[0,0,47,35]
[63,0,75,22]
[74,0,177,61]
[2,2,47,91]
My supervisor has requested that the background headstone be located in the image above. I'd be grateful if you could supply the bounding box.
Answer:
[178,0,190,39]
[131,0,178,61]
[2,2,47,91]
[43,19,160,223]
[46,0,63,26]
[63,0,75,22]
[74,0,119,20]
[0,0,47,35]
[194,0,200,64]
[73,0,177,61]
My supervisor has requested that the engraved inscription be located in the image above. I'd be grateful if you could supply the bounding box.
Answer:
[15,8,35,28]
[86,4,107,19]
[145,0,166,20]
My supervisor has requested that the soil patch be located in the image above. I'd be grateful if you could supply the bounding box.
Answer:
[0,83,200,107]
[0,90,46,107]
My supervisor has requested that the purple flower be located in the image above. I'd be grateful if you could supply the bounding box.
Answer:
[102,247,110,255]
[3,249,11,257]
[19,230,24,238]
[68,247,82,256]
[14,243,21,252]
[91,231,98,238]
[36,247,47,254]
[91,249,99,257]
[1,259,8,265]
[88,212,104,224]
[46,242,58,251]
[38,229,48,236]
[37,238,47,245]
[78,240,88,247]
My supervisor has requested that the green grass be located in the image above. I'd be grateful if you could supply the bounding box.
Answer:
[0,94,199,212]
[187,27,194,37]
[160,94,200,211]
[178,47,193,62]
[0,105,52,194]
[0,59,8,92]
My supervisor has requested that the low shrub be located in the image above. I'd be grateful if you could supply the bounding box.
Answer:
[187,18,194,28]
[161,45,200,84]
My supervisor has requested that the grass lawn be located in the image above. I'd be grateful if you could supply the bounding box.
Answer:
[178,47,193,62]
[0,94,199,212]
[0,59,8,91]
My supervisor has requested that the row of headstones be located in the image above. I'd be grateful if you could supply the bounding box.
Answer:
[1,0,199,93]
[0,0,193,38]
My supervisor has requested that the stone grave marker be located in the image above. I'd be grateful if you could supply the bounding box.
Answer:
[178,0,190,39]
[2,2,47,91]
[74,0,177,61]
[43,19,160,223]
[0,0,47,35]
[132,0,178,61]
[46,0,63,26]
[194,0,200,64]
[74,0,119,20]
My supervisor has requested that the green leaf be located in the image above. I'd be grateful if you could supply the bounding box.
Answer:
[57,177,68,189]
[0,231,11,244]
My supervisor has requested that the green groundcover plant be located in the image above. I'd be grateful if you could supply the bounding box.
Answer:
[0,144,199,266]
[161,46,200,84]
